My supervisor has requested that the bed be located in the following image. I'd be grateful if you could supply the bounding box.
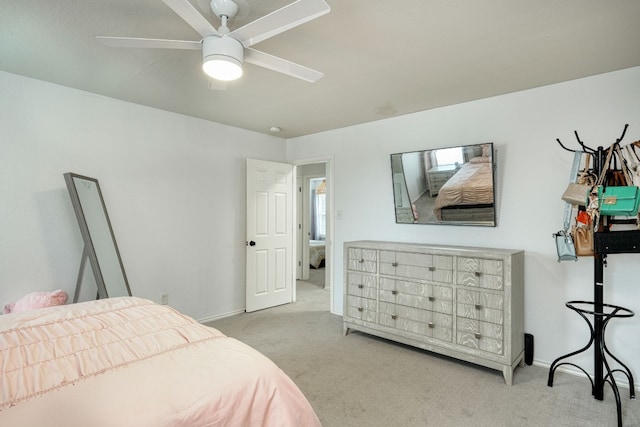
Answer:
[309,240,325,269]
[432,156,494,221]
[0,297,321,427]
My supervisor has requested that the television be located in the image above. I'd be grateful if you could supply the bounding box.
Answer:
[390,142,496,226]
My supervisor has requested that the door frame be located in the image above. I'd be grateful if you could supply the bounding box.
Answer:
[292,155,335,314]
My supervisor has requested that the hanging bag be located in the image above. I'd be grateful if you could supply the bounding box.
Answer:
[588,145,614,224]
[561,154,594,206]
[597,143,640,217]
[573,224,594,256]
[554,229,577,261]
[622,141,640,187]
[598,186,640,216]
[606,150,627,186]
[562,183,592,206]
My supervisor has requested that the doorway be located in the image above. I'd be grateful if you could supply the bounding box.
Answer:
[295,158,333,312]
[303,175,326,286]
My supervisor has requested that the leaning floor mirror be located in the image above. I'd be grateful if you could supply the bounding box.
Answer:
[64,173,131,301]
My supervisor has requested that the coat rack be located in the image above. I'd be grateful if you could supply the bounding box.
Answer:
[549,124,638,427]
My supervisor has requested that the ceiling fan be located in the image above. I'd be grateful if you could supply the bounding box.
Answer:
[97,0,330,83]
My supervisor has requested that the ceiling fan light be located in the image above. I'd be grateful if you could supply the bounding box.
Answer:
[203,35,244,81]
[203,57,243,81]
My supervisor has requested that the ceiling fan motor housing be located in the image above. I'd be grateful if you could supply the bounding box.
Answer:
[202,35,244,80]
[210,0,239,20]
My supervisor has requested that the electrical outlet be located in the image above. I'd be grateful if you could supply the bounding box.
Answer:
[160,293,169,305]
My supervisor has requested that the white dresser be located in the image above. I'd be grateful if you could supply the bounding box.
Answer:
[343,240,525,385]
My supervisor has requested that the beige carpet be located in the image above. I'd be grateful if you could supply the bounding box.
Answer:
[207,281,639,427]
[307,266,325,288]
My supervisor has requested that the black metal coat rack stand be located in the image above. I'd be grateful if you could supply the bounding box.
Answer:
[548,126,639,427]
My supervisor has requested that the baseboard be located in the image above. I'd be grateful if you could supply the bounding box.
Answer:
[198,308,244,325]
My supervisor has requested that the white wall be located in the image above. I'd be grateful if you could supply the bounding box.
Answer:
[0,71,287,321]
[287,67,640,381]
[3,66,639,384]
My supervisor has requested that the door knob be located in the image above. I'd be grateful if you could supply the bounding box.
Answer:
[247,240,256,246]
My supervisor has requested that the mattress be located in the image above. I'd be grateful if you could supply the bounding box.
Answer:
[0,297,321,427]
[309,240,326,269]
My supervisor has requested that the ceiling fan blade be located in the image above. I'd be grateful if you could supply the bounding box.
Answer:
[162,0,218,37]
[244,48,323,83]
[230,0,330,48]
[97,36,202,50]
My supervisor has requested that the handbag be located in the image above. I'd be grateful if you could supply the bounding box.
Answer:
[605,147,628,186]
[597,185,640,216]
[591,143,640,218]
[623,142,640,186]
[562,182,592,206]
[561,153,594,206]
[576,210,591,225]
[595,143,640,217]
[553,230,577,262]
[573,225,594,256]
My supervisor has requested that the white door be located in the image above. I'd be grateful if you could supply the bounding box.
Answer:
[246,159,294,312]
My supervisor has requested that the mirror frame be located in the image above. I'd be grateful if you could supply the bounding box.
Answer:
[64,172,132,299]
[390,143,496,227]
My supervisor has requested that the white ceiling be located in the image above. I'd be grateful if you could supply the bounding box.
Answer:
[2,1,640,139]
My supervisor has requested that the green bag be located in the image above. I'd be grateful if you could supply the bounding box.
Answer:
[597,185,640,216]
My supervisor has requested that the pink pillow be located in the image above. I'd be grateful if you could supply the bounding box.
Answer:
[3,289,68,314]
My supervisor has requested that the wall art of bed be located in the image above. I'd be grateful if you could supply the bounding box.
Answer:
[390,142,496,226]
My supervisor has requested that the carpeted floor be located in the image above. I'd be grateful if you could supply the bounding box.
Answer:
[207,281,640,427]
[307,266,325,288]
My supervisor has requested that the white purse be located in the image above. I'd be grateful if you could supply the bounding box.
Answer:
[623,143,640,187]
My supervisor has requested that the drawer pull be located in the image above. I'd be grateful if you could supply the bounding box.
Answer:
[391,290,398,295]
[392,262,398,267]
[428,296,435,302]
[475,304,483,310]
[357,307,363,312]
[428,266,436,271]
[358,284,364,289]
[391,315,398,320]
[474,271,482,277]
[428,322,435,328]
[358,259,364,263]
[474,333,482,339]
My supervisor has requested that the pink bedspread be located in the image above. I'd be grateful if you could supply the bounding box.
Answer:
[0,297,321,427]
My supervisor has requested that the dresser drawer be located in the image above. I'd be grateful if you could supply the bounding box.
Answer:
[457,322,504,355]
[456,257,503,290]
[379,250,453,283]
[347,272,377,298]
[429,173,451,185]
[456,289,504,325]
[346,296,377,321]
[457,317,503,341]
[347,247,377,273]
[379,302,453,342]
[379,278,452,314]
